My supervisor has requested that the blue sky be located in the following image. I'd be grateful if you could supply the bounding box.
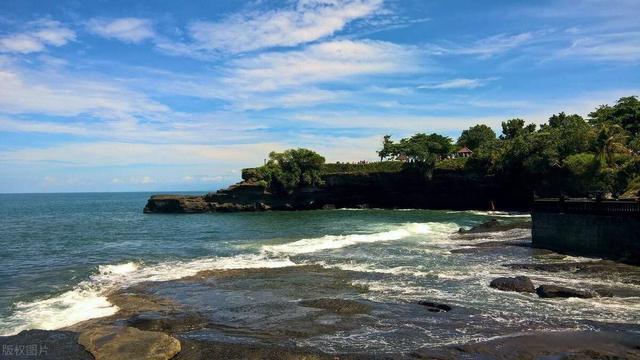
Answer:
[0,0,639,193]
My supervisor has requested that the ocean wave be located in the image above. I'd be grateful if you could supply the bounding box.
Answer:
[261,223,437,256]
[0,254,296,336]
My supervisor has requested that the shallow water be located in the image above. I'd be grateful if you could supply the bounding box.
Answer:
[0,192,638,350]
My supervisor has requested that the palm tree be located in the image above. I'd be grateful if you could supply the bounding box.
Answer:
[593,124,629,166]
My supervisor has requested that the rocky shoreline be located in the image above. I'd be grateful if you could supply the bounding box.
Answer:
[2,219,639,359]
[143,170,533,213]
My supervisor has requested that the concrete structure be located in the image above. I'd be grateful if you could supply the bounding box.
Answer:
[532,198,640,263]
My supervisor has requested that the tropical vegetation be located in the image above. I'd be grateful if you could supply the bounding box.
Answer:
[246,96,640,198]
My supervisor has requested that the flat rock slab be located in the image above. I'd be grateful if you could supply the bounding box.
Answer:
[78,326,181,360]
[0,330,93,360]
[298,298,372,315]
[412,330,640,359]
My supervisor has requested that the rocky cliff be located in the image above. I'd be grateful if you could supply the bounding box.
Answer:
[144,170,532,213]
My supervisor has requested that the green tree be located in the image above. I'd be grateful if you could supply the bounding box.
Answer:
[592,124,629,167]
[377,135,395,161]
[541,112,592,158]
[588,96,640,136]
[456,124,496,150]
[613,96,640,136]
[500,118,536,140]
[266,148,326,192]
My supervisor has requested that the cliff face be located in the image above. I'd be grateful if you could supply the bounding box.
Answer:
[144,170,532,213]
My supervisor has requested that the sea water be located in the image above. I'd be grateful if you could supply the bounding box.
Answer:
[0,192,638,345]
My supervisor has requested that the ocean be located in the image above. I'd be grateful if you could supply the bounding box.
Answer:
[0,192,638,351]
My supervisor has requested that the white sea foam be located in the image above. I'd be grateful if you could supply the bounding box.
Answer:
[261,223,433,255]
[0,254,296,336]
[318,261,434,277]
[464,210,531,218]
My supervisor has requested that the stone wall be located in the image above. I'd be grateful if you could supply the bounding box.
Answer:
[532,210,640,264]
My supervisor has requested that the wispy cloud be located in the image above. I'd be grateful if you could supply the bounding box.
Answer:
[0,142,284,167]
[418,78,496,90]
[0,20,75,53]
[224,39,420,92]
[0,67,167,118]
[558,31,640,62]
[183,0,384,54]
[87,17,155,43]
[429,32,541,58]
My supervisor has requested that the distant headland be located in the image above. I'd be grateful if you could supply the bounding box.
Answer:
[146,96,640,213]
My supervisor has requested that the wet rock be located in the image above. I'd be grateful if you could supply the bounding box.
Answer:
[299,298,372,315]
[126,312,208,333]
[417,301,452,312]
[78,326,181,360]
[535,284,595,299]
[173,338,334,360]
[505,260,640,285]
[412,330,640,359]
[0,330,92,360]
[458,219,531,234]
[489,276,535,293]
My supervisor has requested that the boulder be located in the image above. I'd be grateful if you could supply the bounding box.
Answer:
[417,301,452,312]
[78,326,181,360]
[535,285,595,299]
[489,276,535,293]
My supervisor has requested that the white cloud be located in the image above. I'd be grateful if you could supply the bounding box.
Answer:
[0,68,168,117]
[0,142,284,167]
[224,39,420,92]
[0,20,75,53]
[558,32,640,62]
[186,0,383,54]
[418,78,495,90]
[429,32,540,58]
[87,18,155,43]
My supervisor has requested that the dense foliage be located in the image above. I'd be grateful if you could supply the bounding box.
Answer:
[244,96,639,198]
[243,148,325,193]
[463,96,640,198]
[321,161,403,175]
[456,124,496,150]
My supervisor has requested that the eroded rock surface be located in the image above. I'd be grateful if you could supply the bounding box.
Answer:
[413,331,640,359]
[78,326,181,360]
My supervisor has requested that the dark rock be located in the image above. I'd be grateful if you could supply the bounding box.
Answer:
[0,330,93,360]
[535,284,596,299]
[458,219,531,234]
[144,169,533,214]
[126,312,208,333]
[489,276,535,293]
[505,260,640,285]
[412,330,640,359]
[417,301,452,312]
[298,298,371,314]
[173,338,335,360]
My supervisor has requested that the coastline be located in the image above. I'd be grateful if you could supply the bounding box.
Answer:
[2,213,639,359]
